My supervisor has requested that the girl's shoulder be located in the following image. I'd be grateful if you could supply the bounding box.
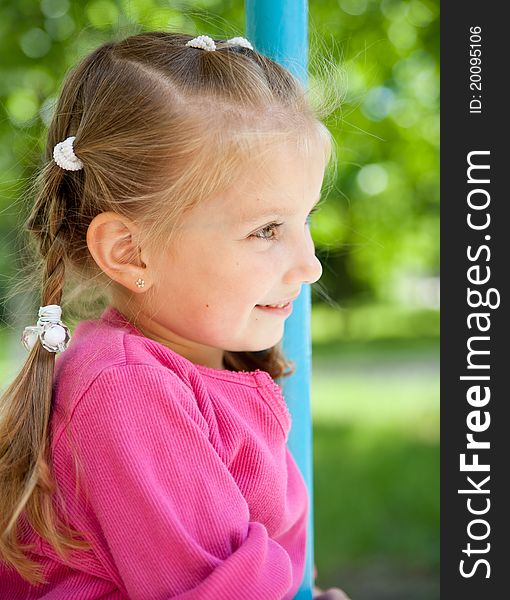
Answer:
[52,306,199,423]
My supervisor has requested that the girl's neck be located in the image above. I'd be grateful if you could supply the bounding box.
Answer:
[109,295,226,371]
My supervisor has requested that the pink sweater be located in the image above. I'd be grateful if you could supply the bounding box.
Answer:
[0,306,308,599]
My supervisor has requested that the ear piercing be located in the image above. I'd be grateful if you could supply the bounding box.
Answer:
[135,278,145,288]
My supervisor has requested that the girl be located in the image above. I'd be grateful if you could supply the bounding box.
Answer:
[0,31,349,599]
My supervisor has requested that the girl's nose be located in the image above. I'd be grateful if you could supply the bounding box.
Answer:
[284,232,323,286]
[300,252,323,285]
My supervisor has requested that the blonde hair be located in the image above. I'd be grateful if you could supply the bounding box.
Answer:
[0,30,337,584]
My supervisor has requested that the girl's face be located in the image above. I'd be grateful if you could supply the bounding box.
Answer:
[136,139,326,370]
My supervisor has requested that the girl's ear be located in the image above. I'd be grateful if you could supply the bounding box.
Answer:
[86,211,151,293]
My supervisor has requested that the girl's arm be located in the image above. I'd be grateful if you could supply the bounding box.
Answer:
[62,364,295,600]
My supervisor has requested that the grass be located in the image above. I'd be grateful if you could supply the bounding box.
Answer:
[310,335,439,600]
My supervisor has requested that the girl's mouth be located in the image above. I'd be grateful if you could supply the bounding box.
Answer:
[255,302,293,316]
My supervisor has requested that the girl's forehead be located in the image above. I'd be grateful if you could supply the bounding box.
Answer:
[212,145,326,222]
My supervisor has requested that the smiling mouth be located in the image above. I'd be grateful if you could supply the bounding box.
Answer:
[256,302,291,309]
[255,302,293,315]
[256,292,300,309]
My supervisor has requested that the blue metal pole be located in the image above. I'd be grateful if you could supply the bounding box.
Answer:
[245,3,314,599]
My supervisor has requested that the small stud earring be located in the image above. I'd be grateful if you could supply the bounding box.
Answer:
[135,278,145,289]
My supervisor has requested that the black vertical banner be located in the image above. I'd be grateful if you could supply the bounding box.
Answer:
[441,2,507,598]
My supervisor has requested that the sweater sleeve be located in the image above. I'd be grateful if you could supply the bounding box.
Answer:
[60,364,293,600]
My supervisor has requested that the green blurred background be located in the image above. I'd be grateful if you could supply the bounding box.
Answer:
[0,1,439,599]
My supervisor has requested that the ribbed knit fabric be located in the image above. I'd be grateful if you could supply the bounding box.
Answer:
[0,306,308,599]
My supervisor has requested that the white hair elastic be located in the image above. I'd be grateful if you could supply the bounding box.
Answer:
[21,304,72,353]
[185,35,254,52]
[53,135,84,171]
[225,36,254,50]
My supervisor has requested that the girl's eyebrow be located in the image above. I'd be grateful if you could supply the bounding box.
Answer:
[240,196,322,224]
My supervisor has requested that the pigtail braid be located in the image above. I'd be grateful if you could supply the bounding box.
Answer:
[0,167,90,584]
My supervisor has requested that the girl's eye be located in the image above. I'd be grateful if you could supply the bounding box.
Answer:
[252,222,283,241]
[251,206,321,241]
